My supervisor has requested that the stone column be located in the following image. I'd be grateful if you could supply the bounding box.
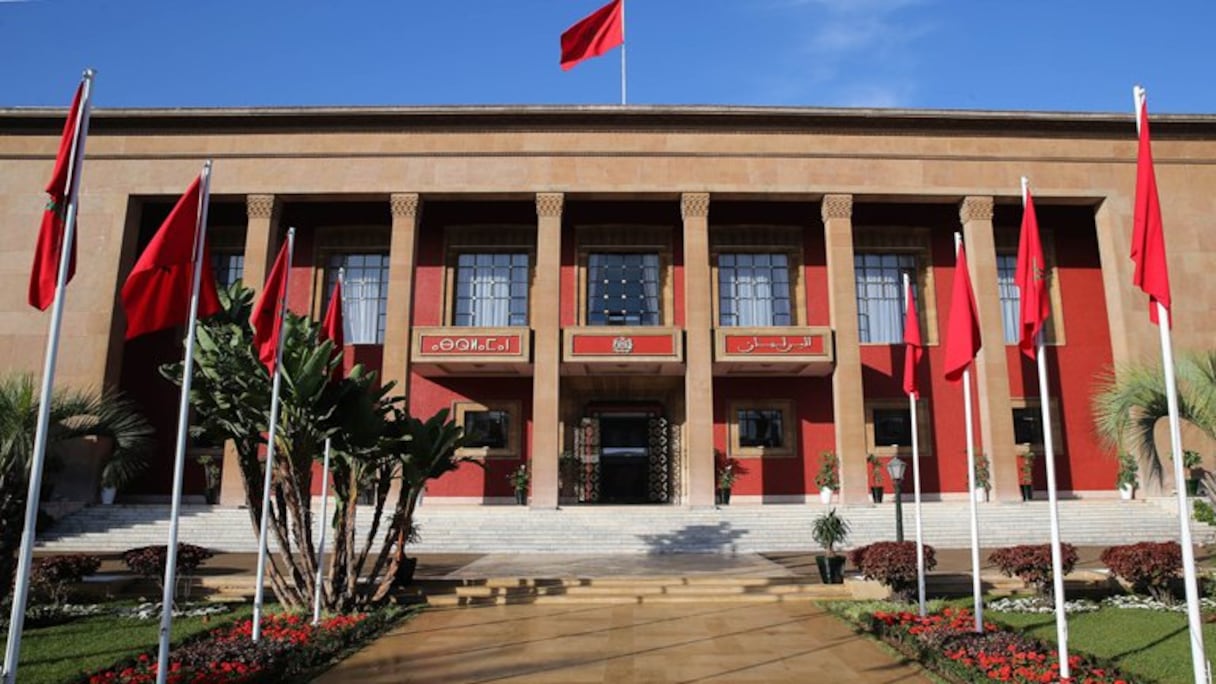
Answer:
[682,193,715,507]
[822,194,868,503]
[959,196,1019,502]
[241,194,279,293]
[221,194,279,505]
[382,193,421,397]
[530,193,564,508]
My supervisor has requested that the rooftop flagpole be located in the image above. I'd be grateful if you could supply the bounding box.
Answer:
[252,227,295,643]
[3,69,95,684]
[155,160,213,684]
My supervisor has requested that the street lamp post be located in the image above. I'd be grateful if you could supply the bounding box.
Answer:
[887,453,907,542]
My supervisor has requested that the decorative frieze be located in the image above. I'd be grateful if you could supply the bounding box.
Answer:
[959,196,995,223]
[246,194,275,220]
[820,194,853,221]
[680,192,710,220]
[535,192,564,218]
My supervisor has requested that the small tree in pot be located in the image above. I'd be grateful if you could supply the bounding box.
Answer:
[815,451,840,504]
[811,508,850,584]
[1018,451,1036,501]
[866,454,884,503]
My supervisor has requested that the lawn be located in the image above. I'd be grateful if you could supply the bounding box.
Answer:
[989,607,1216,684]
[11,604,252,684]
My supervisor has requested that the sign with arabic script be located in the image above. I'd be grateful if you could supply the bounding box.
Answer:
[722,334,826,355]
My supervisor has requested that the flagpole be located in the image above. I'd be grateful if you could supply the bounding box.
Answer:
[904,273,926,618]
[2,69,94,684]
[1020,177,1071,679]
[619,0,627,105]
[1136,86,1207,684]
[312,437,332,625]
[152,161,213,683]
[955,232,983,633]
[252,227,295,643]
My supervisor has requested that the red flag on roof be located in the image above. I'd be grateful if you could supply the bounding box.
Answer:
[320,278,344,365]
[121,175,222,339]
[250,241,291,373]
[29,83,86,310]
[1015,182,1051,357]
[561,0,624,71]
[902,284,923,398]
[943,243,981,383]
[1130,89,1172,327]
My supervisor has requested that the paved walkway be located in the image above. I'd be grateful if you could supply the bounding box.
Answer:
[313,602,931,684]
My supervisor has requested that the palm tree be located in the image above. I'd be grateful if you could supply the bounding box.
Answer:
[1092,350,1216,488]
[0,374,154,601]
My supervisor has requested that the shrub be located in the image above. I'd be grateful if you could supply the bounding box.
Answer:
[121,543,214,601]
[987,543,1079,598]
[1195,499,1216,525]
[850,541,937,601]
[31,554,101,607]
[1101,541,1181,602]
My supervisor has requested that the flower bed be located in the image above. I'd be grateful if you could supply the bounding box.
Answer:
[80,609,403,683]
[859,606,1133,683]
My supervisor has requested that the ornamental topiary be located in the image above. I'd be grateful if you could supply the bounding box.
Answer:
[988,543,1078,598]
[1101,541,1182,602]
[850,541,937,601]
[30,554,101,607]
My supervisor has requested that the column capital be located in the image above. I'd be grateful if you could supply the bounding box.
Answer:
[821,194,854,221]
[390,193,420,219]
[535,192,564,218]
[680,192,710,220]
[959,196,995,223]
[246,194,275,220]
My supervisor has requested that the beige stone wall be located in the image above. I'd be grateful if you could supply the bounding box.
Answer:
[1,107,1212,457]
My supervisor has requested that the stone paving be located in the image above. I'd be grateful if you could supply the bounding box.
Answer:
[313,602,932,684]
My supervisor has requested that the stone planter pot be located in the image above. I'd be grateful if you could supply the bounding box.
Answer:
[815,555,846,584]
[1020,484,1034,501]
[973,487,987,503]
[870,487,884,504]
[716,488,731,505]
[99,487,117,505]
[819,488,833,505]
[1119,483,1135,500]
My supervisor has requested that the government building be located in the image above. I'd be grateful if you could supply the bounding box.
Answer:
[2,104,1213,509]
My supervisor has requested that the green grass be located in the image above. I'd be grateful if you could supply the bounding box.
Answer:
[989,607,1216,684]
[10,604,253,684]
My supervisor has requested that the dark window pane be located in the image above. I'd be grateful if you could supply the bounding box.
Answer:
[1012,407,1045,445]
[587,252,661,326]
[873,408,913,447]
[738,409,784,448]
[463,410,509,449]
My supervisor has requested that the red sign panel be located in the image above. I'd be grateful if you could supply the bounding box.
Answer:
[723,334,826,355]
[570,334,676,356]
[418,334,522,355]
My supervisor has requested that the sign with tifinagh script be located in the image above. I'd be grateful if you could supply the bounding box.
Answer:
[417,333,522,355]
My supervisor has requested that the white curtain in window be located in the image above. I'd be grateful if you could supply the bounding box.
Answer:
[997,256,1020,343]
[857,269,903,343]
[470,273,510,326]
[736,270,774,326]
[343,274,381,344]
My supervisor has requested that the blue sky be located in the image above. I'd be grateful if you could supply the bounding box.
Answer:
[0,0,1212,113]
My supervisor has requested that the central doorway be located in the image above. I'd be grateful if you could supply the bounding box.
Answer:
[598,414,651,503]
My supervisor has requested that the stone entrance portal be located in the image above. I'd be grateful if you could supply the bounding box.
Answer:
[572,408,679,504]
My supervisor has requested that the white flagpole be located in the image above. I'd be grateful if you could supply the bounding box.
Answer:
[2,69,94,684]
[955,232,983,633]
[1136,86,1208,684]
[620,0,627,105]
[252,227,295,643]
[312,438,333,625]
[1022,176,1071,680]
[154,161,213,684]
[904,273,926,618]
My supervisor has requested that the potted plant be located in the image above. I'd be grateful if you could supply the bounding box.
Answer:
[811,508,850,584]
[1018,450,1036,502]
[866,454,884,504]
[507,463,529,505]
[99,448,147,505]
[1116,451,1139,500]
[716,459,737,505]
[194,452,222,504]
[1184,450,1203,496]
[815,451,840,504]
[972,452,990,503]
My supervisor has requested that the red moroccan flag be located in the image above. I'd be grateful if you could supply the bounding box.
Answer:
[29,83,85,310]
[1130,90,1172,327]
[943,243,982,383]
[250,241,291,373]
[561,0,624,70]
[1015,183,1051,357]
[902,285,923,398]
[121,176,222,339]
[320,279,344,355]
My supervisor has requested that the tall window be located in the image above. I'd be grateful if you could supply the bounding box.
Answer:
[453,253,529,327]
[325,253,389,344]
[718,253,792,326]
[855,253,917,343]
[586,253,661,326]
[212,252,244,290]
[997,254,1020,344]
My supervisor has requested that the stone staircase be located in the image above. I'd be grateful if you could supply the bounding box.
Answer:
[36,498,1216,554]
[412,576,851,607]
